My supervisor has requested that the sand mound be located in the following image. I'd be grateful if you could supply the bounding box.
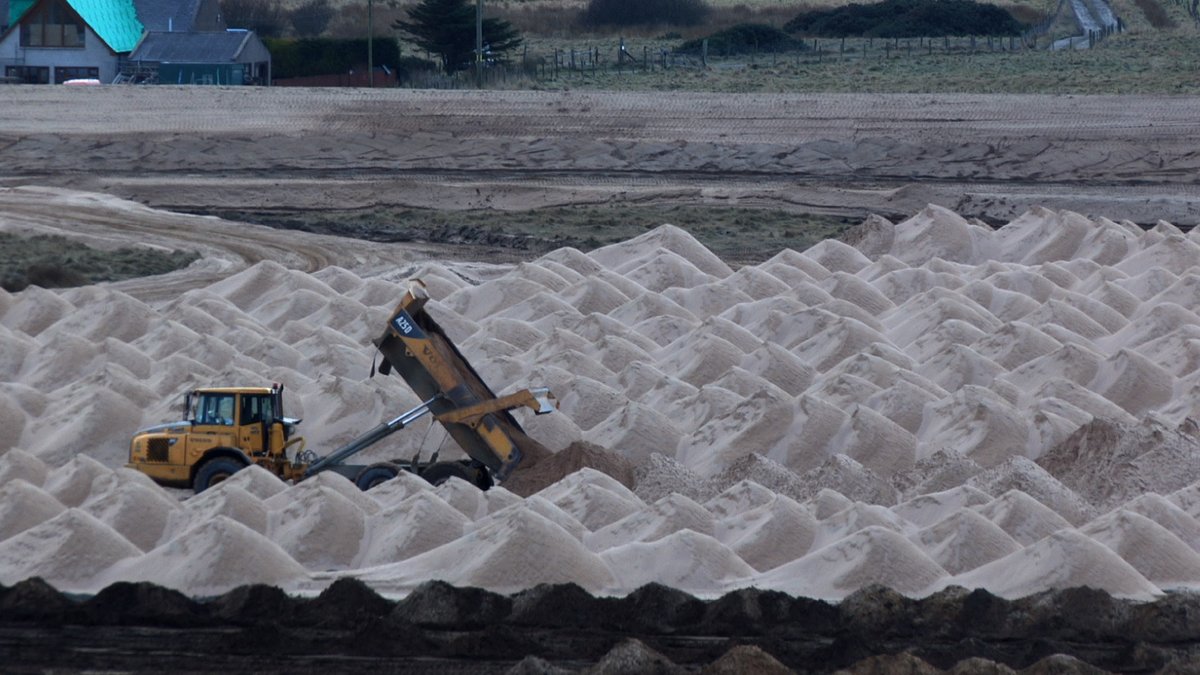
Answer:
[222,464,289,499]
[81,479,181,551]
[892,486,993,528]
[361,491,470,566]
[480,495,588,541]
[1120,494,1200,552]
[1081,509,1200,588]
[912,508,1022,574]
[264,471,379,516]
[714,494,818,572]
[752,526,948,600]
[974,490,1074,546]
[434,477,489,520]
[0,508,141,591]
[950,530,1161,600]
[42,454,112,507]
[600,529,755,595]
[967,458,1094,526]
[586,493,714,552]
[704,480,777,520]
[173,483,269,534]
[504,440,635,498]
[0,479,65,542]
[351,507,617,595]
[0,448,49,487]
[813,502,909,549]
[271,485,367,569]
[102,516,309,596]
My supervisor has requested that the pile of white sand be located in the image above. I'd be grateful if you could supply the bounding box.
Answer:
[2,202,1200,602]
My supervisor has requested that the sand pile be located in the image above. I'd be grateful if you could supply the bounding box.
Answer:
[101,516,310,596]
[4,203,1200,600]
[751,526,949,600]
[950,530,1161,600]
[0,509,141,591]
[361,491,470,565]
[348,507,617,595]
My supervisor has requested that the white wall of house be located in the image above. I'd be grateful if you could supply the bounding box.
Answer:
[0,24,119,82]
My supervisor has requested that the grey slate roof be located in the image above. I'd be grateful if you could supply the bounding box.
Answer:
[130,30,251,62]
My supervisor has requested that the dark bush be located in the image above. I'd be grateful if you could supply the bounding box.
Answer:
[220,0,288,37]
[785,0,1025,37]
[264,38,404,78]
[289,0,335,37]
[581,0,710,28]
[677,23,803,55]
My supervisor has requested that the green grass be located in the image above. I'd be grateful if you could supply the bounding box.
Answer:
[0,233,199,292]
[516,30,1200,94]
[209,205,859,265]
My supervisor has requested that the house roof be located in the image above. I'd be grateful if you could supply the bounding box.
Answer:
[130,30,252,62]
[8,0,32,27]
[5,0,143,52]
[66,0,143,51]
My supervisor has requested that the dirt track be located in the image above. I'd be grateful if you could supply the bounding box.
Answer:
[2,86,1200,228]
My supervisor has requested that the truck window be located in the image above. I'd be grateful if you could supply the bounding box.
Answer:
[198,393,236,426]
[240,394,273,425]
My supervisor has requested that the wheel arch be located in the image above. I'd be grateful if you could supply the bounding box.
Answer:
[190,447,252,486]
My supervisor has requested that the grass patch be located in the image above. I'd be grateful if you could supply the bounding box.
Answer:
[208,205,859,265]
[0,233,199,292]
[515,30,1200,94]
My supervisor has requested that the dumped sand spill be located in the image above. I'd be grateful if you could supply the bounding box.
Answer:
[2,200,1200,602]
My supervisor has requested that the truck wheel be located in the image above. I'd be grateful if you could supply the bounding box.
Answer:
[420,462,473,487]
[355,464,399,491]
[194,458,245,494]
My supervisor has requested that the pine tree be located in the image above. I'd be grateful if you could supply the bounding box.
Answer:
[393,0,522,72]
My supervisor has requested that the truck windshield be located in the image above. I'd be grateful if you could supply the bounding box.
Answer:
[196,393,236,426]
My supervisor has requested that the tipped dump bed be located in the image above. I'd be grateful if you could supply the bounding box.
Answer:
[374,286,550,481]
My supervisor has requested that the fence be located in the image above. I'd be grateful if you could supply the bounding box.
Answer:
[485,31,1109,84]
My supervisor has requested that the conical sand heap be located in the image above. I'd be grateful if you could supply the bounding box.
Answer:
[2,200,1200,601]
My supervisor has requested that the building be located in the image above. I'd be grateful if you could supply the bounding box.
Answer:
[127,29,270,85]
[0,0,268,84]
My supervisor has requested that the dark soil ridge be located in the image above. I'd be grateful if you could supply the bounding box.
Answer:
[3,577,1200,673]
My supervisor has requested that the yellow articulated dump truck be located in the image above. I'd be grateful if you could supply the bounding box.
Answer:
[127,283,555,493]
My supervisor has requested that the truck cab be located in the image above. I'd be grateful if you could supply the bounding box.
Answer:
[128,385,302,490]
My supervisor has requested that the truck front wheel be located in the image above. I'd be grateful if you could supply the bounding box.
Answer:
[194,458,245,494]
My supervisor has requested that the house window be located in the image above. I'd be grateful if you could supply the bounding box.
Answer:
[20,0,85,48]
[5,65,50,83]
[55,66,98,83]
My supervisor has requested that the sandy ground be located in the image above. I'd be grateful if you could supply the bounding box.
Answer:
[1,86,1199,228]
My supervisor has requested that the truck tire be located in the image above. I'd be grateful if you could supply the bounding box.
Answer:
[355,464,399,491]
[420,462,474,487]
[194,458,245,494]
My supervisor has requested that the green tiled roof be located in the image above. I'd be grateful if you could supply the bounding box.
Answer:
[9,0,36,26]
[67,0,143,52]
[8,0,143,52]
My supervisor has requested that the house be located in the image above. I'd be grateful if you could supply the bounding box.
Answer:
[0,0,269,84]
[128,29,270,84]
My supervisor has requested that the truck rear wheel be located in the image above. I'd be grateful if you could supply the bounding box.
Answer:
[355,464,399,491]
[420,462,474,487]
[194,458,245,494]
